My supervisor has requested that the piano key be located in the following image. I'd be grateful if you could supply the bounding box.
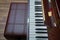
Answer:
[30,19,35,22]
[29,33,48,37]
[35,6,42,9]
[29,26,47,30]
[30,22,45,25]
[29,31,36,34]
[35,34,48,37]
[35,12,43,13]
[36,21,44,23]
[35,1,42,5]
[35,5,42,6]
[30,17,44,19]
[35,24,45,26]
[36,26,47,28]
[36,38,48,40]
[36,36,48,38]
[29,37,36,40]
[36,31,47,33]
[35,15,43,17]
[35,19,43,21]
[35,0,41,1]
[30,12,35,17]
[35,13,43,15]
[35,6,42,12]
[35,28,47,30]
[30,0,35,5]
[35,16,43,17]
[36,30,47,32]
[35,21,44,23]
[35,23,44,25]
[35,23,45,25]
[29,35,48,38]
[35,9,42,12]
[35,20,44,22]
[30,19,44,22]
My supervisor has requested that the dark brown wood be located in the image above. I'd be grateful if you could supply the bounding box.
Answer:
[43,0,60,40]
[56,0,60,12]
[43,0,52,27]
[51,0,60,27]
[47,27,60,40]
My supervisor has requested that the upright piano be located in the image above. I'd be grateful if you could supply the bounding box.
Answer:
[4,0,60,40]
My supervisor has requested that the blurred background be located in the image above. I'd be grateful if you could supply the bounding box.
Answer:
[0,0,27,40]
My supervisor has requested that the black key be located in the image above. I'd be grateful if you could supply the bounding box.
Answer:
[35,6,42,12]
[36,36,48,38]
[35,6,42,9]
[35,25,45,26]
[36,32,47,33]
[35,9,42,12]
[35,13,42,15]
[35,19,43,21]
[35,22,44,23]
[35,1,41,5]
[35,16,43,17]
[35,28,47,30]
[35,7,42,9]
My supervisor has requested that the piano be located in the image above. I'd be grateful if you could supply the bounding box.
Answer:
[4,0,60,40]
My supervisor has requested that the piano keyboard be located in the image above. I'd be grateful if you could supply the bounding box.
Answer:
[29,0,48,40]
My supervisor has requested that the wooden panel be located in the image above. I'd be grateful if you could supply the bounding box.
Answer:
[56,0,60,11]
[43,0,60,40]
[48,27,60,40]
[51,0,60,27]
[43,0,52,27]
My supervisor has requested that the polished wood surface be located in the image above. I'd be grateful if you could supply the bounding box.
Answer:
[43,0,60,40]
[43,0,52,27]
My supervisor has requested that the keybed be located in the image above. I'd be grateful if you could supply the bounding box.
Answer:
[29,0,48,40]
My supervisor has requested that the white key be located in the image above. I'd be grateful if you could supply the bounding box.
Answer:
[35,5,42,6]
[35,33,48,37]
[36,30,47,32]
[36,38,48,40]
[30,17,44,19]
[29,37,36,40]
[36,26,47,29]
[35,12,43,13]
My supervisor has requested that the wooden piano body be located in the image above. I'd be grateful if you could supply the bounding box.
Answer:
[4,0,60,40]
[43,0,60,40]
